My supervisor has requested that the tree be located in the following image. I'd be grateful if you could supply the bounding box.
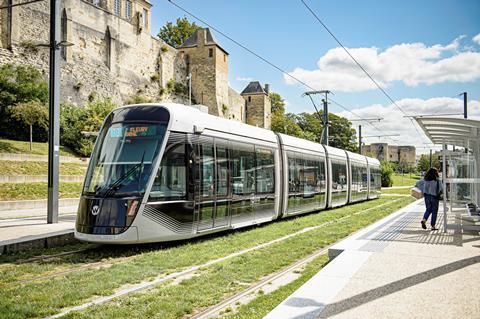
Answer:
[158,17,202,48]
[269,92,303,137]
[0,64,49,141]
[269,92,285,113]
[380,160,394,187]
[9,100,48,150]
[417,153,440,172]
[295,112,358,151]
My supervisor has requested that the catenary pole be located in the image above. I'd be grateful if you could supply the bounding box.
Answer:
[322,94,329,146]
[463,92,467,119]
[47,0,61,224]
[358,125,362,154]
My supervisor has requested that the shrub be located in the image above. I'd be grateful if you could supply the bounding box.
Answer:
[380,160,394,187]
[124,94,152,105]
[60,99,117,157]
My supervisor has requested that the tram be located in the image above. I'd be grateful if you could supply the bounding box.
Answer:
[75,103,381,243]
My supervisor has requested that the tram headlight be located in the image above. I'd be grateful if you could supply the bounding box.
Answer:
[127,200,139,217]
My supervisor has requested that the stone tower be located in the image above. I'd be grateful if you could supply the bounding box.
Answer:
[178,28,229,116]
[241,81,271,129]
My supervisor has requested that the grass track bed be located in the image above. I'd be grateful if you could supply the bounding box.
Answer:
[0,197,413,319]
[381,187,411,195]
[62,197,413,319]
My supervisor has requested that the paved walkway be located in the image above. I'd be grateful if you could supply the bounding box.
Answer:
[265,199,480,319]
[0,211,76,253]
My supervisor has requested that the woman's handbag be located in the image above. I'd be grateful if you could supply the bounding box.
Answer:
[411,186,423,199]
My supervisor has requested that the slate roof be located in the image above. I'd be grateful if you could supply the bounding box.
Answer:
[178,28,228,54]
[241,81,266,95]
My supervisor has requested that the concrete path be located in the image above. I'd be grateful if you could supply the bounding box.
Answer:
[0,205,78,219]
[265,200,480,319]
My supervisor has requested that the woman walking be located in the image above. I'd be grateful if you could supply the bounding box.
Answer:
[417,168,443,231]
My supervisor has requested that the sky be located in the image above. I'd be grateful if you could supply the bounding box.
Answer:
[150,0,480,153]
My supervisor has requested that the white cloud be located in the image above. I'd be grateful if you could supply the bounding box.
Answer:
[285,36,480,92]
[473,33,480,45]
[236,76,254,82]
[336,97,480,152]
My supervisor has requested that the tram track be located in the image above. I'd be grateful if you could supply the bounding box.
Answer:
[44,198,404,319]
[190,245,331,319]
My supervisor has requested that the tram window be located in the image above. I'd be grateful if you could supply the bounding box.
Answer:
[331,161,347,191]
[216,145,229,197]
[200,143,215,198]
[288,153,297,194]
[317,157,326,192]
[303,157,317,198]
[255,147,274,194]
[150,143,186,200]
[231,142,255,195]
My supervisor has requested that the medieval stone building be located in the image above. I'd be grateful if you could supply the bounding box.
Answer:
[362,143,416,165]
[0,0,271,128]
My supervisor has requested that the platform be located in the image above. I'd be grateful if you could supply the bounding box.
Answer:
[0,212,76,254]
[265,199,480,319]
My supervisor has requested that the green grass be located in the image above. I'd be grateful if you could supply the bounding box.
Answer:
[0,196,413,319]
[381,187,411,195]
[0,161,87,176]
[0,182,82,200]
[0,139,79,157]
[391,173,420,187]
[217,255,330,319]
[62,197,413,319]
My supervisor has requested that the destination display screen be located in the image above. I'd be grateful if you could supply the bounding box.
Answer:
[108,125,157,138]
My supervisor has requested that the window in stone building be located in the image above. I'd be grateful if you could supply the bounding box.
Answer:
[186,54,190,74]
[105,28,112,69]
[248,96,251,103]
[61,10,67,60]
[1,0,13,49]
[142,8,148,27]
[224,54,226,62]
[114,0,121,16]
[125,0,132,20]
[209,48,213,58]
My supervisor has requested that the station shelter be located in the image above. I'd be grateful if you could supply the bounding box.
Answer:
[416,117,480,232]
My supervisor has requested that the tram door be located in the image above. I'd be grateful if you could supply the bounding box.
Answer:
[196,138,231,231]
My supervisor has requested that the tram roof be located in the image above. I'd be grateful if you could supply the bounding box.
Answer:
[127,103,278,143]
[278,133,326,154]
[346,150,368,164]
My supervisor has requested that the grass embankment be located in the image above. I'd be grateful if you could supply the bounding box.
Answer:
[391,173,420,187]
[0,182,82,200]
[381,187,411,195]
[0,196,413,319]
[0,161,87,176]
[0,138,78,157]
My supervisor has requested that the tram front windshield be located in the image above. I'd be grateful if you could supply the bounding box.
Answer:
[83,122,167,198]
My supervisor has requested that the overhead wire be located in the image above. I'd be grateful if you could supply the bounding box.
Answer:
[167,0,394,140]
[299,0,432,145]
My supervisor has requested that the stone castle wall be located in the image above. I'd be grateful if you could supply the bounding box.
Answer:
[0,0,187,106]
[362,143,416,164]
[244,93,271,128]
[0,0,269,128]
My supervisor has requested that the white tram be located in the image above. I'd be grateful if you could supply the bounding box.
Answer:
[75,103,381,243]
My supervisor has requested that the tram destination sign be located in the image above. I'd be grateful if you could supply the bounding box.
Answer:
[109,125,157,138]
